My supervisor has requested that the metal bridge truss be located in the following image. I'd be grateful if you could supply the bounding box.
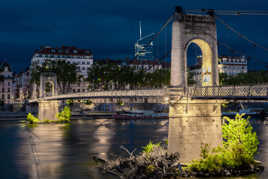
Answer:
[170,85,268,100]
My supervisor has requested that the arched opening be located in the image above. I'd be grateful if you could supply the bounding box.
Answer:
[187,43,202,86]
[186,39,213,86]
[44,81,55,96]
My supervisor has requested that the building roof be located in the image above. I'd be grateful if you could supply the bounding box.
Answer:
[219,55,246,59]
[34,46,92,56]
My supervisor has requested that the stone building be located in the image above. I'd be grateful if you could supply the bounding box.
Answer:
[0,63,15,104]
[190,55,248,85]
[14,68,31,102]
[30,46,93,78]
[218,56,248,76]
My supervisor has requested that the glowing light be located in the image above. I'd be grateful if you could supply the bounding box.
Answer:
[190,39,213,86]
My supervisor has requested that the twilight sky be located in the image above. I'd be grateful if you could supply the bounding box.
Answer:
[1,0,268,72]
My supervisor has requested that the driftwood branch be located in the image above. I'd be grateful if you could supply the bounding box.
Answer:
[120,145,136,158]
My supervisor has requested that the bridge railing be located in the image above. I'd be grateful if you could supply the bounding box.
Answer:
[37,88,167,101]
[187,86,268,98]
[30,86,268,102]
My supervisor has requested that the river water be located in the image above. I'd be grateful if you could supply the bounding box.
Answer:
[0,118,267,179]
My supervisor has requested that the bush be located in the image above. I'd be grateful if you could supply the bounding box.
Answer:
[142,141,161,155]
[222,113,259,166]
[56,106,71,123]
[26,106,71,124]
[26,113,40,124]
[186,113,259,173]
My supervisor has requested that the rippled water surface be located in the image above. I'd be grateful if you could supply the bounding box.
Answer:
[0,118,267,179]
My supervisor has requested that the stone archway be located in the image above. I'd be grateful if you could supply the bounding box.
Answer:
[170,9,219,88]
[185,39,213,86]
[44,81,55,96]
[40,73,58,98]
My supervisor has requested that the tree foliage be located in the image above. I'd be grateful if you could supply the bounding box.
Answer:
[187,113,259,173]
[56,106,71,122]
[222,113,259,166]
[27,113,40,124]
[26,106,71,124]
[31,60,77,93]
[87,61,170,90]
[219,71,268,86]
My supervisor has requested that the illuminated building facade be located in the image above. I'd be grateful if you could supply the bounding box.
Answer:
[190,55,248,85]
[218,56,248,75]
[0,63,15,104]
[30,46,93,78]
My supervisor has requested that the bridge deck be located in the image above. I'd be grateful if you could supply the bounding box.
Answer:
[29,86,268,102]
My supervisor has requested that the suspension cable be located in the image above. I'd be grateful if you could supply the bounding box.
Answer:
[217,41,244,55]
[215,15,268,52]
[151,15,173,43]
[142,15,173,53]
[186,9,268,16]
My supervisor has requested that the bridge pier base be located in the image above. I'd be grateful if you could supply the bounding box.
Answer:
[168,97,223,163]
[38,100,60,121]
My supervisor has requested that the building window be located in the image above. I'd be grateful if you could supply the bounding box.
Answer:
[77,89,80,92]
[7,94,10,99]
[82,89,85,92]
[2,88,4,93]
[2,94,4,99]
[73,89,75,93]
[8,88,10,92]
[8,82,10,86]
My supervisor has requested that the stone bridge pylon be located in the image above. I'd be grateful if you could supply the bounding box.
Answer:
[38,72,60,121]
[168,7,222,162]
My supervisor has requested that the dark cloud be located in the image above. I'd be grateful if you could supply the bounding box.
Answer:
[0,0,268,71]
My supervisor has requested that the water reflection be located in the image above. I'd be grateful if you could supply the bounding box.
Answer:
[0,119,266,179]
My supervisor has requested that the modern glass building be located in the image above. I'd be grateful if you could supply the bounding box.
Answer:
[134,22,155,61]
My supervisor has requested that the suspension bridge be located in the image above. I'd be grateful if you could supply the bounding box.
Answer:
[29,6,268,162]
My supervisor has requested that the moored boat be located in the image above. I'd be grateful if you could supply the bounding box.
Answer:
[113,110,168,120]
[222,107,265,117]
